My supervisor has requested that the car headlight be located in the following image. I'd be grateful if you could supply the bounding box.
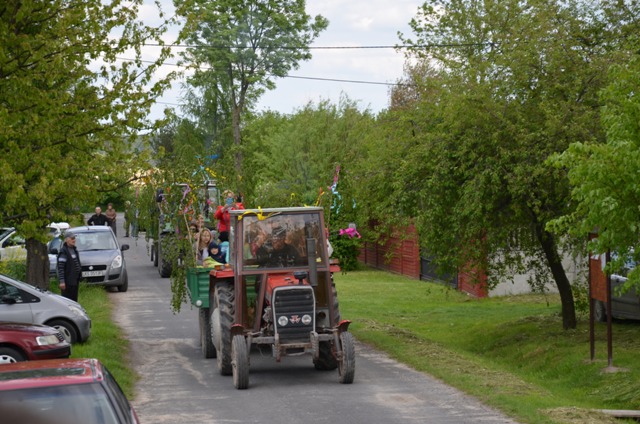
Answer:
[68,305,87,318]
[37,334,62,346]
[110,254,123,269]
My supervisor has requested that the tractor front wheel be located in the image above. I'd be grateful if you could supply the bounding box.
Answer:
[338,331,355,384]
[232,335,249,389]
[213,282,234,375]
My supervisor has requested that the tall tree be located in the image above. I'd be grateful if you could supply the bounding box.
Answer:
[550,1,640,288]
[0,0,172,287]
[175,0,328,193]
[370,0,620,329]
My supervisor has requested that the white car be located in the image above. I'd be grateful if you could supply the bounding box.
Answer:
[0,228,26,261]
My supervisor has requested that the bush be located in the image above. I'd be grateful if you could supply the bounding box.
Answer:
[0,260,26,281]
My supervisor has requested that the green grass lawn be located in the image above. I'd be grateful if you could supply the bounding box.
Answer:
[335,269,640,424]
[72,267,639,423]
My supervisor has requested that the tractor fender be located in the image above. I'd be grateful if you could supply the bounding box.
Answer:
[337,319,351,333]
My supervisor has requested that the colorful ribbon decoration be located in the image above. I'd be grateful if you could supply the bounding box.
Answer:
[238,207,280,221]
[339,227,361,239]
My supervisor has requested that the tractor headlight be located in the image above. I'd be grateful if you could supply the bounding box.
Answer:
[277,316,289,327]
[301,314,312,325]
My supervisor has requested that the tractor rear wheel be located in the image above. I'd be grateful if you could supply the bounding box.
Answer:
[338,331,355,384]
[213,282,234,375]
[199,307,216,358]
[232,335,249,389]
[314,341,338,370]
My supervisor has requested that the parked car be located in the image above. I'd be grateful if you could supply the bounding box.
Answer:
[0,321,71,364]
[0,358,139,423]
[0,274,91,343]
[595,254,640,321]
[47,223,70,276]
[0,227,26,261]
[50,226,130,292]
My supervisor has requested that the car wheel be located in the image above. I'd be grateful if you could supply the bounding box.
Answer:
[594,300,607,322]
[0,347,26,364]
[47,319,79,344]
[118,271,129,292]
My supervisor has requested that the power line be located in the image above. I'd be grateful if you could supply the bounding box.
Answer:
[115,56,405,87]
[141,42,490,50]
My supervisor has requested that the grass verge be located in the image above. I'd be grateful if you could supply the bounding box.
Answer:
[335,269,640,424]
[57,283,136,398]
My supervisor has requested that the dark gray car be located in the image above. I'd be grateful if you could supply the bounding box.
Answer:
[595,255,640,321]
[52,226,130,292]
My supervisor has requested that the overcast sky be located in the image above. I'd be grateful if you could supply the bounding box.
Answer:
[138,0,424,119]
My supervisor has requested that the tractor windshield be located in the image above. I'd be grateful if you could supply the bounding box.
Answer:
[238,211,327,271]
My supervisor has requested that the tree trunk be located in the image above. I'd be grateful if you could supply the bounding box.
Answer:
[26,238,50,289]
[535,224,577,329]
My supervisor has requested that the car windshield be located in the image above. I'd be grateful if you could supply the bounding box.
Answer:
[0,383,121,423]
[0,228,13,239]
[75,232,117,251]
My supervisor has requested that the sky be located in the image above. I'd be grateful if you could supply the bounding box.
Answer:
[138,0,425,120]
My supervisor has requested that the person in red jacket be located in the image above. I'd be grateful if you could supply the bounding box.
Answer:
[214,190,244,241]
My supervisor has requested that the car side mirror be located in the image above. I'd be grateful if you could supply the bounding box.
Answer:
[1,295,16,305]
[50,248,59,255]
[121,244,130,251]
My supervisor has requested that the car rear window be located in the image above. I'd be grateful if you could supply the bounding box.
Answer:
[0,383,120,423]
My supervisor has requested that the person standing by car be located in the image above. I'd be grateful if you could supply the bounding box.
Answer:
[105,203,117,236]
[57,231,82,302]
[87,206,108,226]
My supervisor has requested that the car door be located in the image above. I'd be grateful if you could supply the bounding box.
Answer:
[610,257,640,320]
[0,281,35,324]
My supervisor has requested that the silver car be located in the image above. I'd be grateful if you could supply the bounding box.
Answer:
[0,274,91,343]
[51,226,130,292]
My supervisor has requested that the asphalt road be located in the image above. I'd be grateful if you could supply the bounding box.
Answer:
[109,223,519,424]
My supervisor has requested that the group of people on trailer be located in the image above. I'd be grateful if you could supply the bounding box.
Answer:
[192,189,243,268]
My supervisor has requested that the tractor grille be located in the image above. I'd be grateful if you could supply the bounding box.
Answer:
[273,286,315,343]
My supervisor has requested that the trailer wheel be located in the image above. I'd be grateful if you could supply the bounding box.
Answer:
[314,341,338,370]
[232,335,249,389]
[213,282,234,375]
[338,331,355,384]
[199,307,216,358]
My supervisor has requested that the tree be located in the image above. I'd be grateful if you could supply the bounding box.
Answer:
[365,0,620,329]
[549,1,640,289]
[0,0,172,287]
[174,0,328,193]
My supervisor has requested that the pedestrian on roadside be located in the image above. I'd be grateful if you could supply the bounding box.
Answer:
[105,203,117,236]
[87,206,108,226]
[124,201,132,237]
[57,231,82,302]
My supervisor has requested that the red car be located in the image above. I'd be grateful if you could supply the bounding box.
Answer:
[0,321,70,363]
[0,358,139,423]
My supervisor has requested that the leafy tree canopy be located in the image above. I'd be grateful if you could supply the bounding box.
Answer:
[0,0,173,285]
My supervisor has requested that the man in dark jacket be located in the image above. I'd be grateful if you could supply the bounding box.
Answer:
[57,231,82,302]
[87,206,108,226]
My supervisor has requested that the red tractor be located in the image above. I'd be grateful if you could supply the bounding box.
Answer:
[190,207,355,389]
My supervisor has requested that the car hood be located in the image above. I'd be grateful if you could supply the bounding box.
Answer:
[77,249,121,265]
